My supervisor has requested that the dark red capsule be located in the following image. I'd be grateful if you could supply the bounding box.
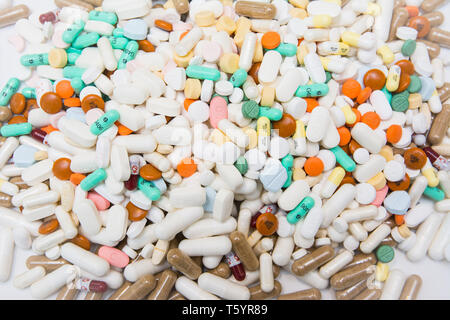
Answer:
[39,12,57,24]
[423,146,449,171]
[225,251,246,281]
[31,128,47,143]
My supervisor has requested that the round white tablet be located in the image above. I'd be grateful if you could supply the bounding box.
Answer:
[383,160,406,182]
[355,183,376,204]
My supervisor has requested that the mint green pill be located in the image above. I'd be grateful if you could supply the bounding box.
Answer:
[90,110,120,135]
[295,83,329,98]
[20,53,49,67]
[1,123,32,137]
[67,52,80,65]
[287,196,315,224]
[391,92,409,112]
[63,66,86,79]
[118,40,139,69]
[186,65,221,81]
[89,10,118,25]
[230,69,247,87]
[21,87,36,99]
[242,100,260,119]
[259,107,282,121]
[108,36,129,49]
[381,86,392,103]
[66,47,82,55]
[376,245,394,263]
[138,177,161,201]
[423,186,445,201]
[113,28,124,37]
[330,146,356,172]
[80,168,107,191]
[62,20,85,44]
[70,78,86,95]
[401,40,416,57]
[0,78,20,106]
[72,32,100,49]
[234,156,248,175]
[281,154,294,188]
[274,43,297,56]
[408,75,422,93]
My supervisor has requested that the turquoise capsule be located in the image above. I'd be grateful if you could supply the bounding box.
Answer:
[62,20,85,44]
[230,69,248,87]
[138,177,161,201]
[72,32,100,49]
[63,66,86,79]
[295,83,329,98]
[66,47,82,55]
[274,43,297,56]
[20,53,49,67]
[287,196,315,224]
[113,28,124,38]
[423,186,445,201]
[21,87,36,99]
[381,86,392,103]
[281,154,294,188]
[108,36,129,49]
[186,65,221,81]
[88,10,118,25]
[0,78,20,106]
[70,78,86,95]
[259,107,283,121]
[1,123,32,137]
[80,168,107,191]
[330,146,356,172]
[118,40,139,69]
[90,110,120,135]
[67,52,80,65]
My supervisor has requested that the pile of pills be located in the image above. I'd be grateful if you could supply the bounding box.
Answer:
[0,0,449,300]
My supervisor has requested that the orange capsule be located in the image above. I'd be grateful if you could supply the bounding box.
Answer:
[140,164,162,181]
[349,139,362,154]
[39,219,59,235]
[71,234,90,251]
[394,214,405,226]
[138,39,155,52]
[256,212,278,236]
[154,19,173,32]
[64,97,81,107]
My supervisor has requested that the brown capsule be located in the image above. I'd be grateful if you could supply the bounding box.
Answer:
[427,27,450,48]
[353,288,382,300]
[147,269,177,300]
[10,176,29,189]
[273,264,280,278]
[192,256,203,268]
[82,0,104,6]
[417,39,441,59]
[119,274,156,300]
[0,4,30,28]
[421,0,445,12]
[330,261,374,290]
[139,164,162,180]
[394,0,406,6]
[26,255,69,272]
[291,245,335,276]
[38,218,59,235]
[399,274,422,300]
[428,104,450,145]
[349,139,362,154]
[229,231,259,271]
[84,291,103,300]
[0,192,12,207]
[335,279,368,300]
[422,11,444,27]
[250,280,282,300]
[388,8,409,41]
[154,19,173,32]
[208,262,231,279]
[54,0,94,11]
[9,93,26,114]
[437,83,450,102]
[235,1,276,19]
[343,253,377,271]
[166,248,202,280]
[70,234,91,251]
[172,0,189,14]
[278,288,322,300]
[137,40,155,52]
[108,281,132,300]
[126,201,148,221]
[56,283,78,300]
[168,290,186,300]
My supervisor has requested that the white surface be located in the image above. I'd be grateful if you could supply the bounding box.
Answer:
[0,0,449,300]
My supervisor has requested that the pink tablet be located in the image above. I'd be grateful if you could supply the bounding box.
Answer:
[98,246,130,268]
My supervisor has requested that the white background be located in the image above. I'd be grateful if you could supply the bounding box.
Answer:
[0,0,449,300]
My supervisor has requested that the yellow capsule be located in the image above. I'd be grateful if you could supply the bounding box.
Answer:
[289,7,307,19]
[293,120,306,139]
[219,53,240,74]
[253,39,263,63]
[257,116,270,151]
[328,167,345,186]
[312,15,332,28]
[242,126,258,150]
[408,93,422,109]
[367,172,387,190]
[341,104,357,125]
[386,65,401,92]
[289,0,309,9]
[184,78,201,99]
[375,262,389,282]
[296,41,310,65]
[195,10,216,27]
[216,15,236,35]
[341,31,360,47]
[173,50,194,68]
[234,17,252,48]
[422,167,439,187]
[260,87,275,107]
[379,146,394,162]
[366,2,381,15]
[376,45,395,65]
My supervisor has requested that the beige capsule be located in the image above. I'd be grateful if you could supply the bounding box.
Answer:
[147,269,177,300]
[291,245,335,276]
[10,176,29,190]
[0,192,12,207]
[421,0,445,12]
[56,283,78,300]
[26,255,69,272]
[343,253,376,271]
[353,288,382,300]
[230,231,259,271]
[108,281,132,300]
[235,1,276,20]
[417,39,441,59]
[208,262,231,279]
[172,0,189,14]
[427,28,450,48]
[250,280,282,300]
[168,290,186,300]
[278,288,321,300]
[438,83,450,102]
[166,248,202,280]
[388,8,408,42]
[0,4,30,28]
[330,261,375,290]
[82,0,103,6]
[335,279,368,300]
[119,275,156,300]
[0,107,12,122]
[84,292,103,300]
[54,0,94,11]
[423,11,444,27]
[399,274,422,300]
[428,104,450,145]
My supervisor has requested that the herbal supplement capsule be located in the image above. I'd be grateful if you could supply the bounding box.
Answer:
[84,291,103,300]
[20,53,49,67]
[209,262,231,279]
[0,4,30,28]
[335,279,368,300]
[172,0,189,14]
[229,231,259,271]
[0,192,12,207]
[147,269,177,300]
[421,0,445,12]
[168,290,186,300]
[56,283,78,300]
[0,78,20,106]
[417,39,440,59]
[235,1,276,19]
[427,104,450,145]
[344,253,376,270]
[54,0,93,11]
[166,248,202,280]
[353,288,382,300]
[291,245,335,276]
[399,274,422,300]
[1,123,32,137]
[250,280,282,300]
[423,11,444,27]
[26,255,69,272]
[90,110,120,135]
[108,281,132,300]
[118,274,156,300]
[330,261,374,290]
[278,288,321,300]
[287,196,315,224]
[427,27,450,48]
[388,8,408,41]
[117,40,138,69]
[80,168,107,191]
